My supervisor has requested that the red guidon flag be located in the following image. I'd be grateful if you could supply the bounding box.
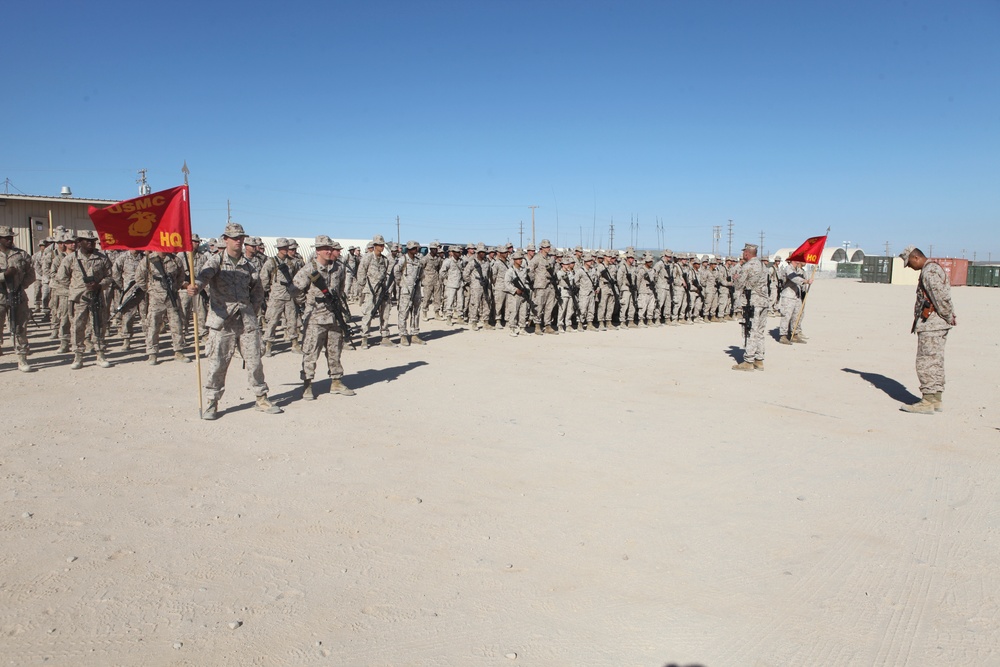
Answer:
[786,234,828,264]
[88,185,192,252]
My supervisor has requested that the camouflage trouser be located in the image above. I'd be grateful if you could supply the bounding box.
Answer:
[0,298,30,354]
[204,320,268,402]
[638,293,658,322]
[397,290,421,336]
[778,293,802,337]
[597,289,616,324]
[493,287,508,325]
[719,287,732,318]
[301,320,345,381]
[361,289,391,337]
[532,286,555,327]
[557,291,574,329]
[72,295,109,354]
[656,288,669,320]
[264,296,299,343]
[915,329,948,394]
[422,280,443,316]
[506,294,528,329]
[577,292,596,328]
[670,290,686,321]
[743,306,767,362]
[703,288,719,318]
[619,292,636,324]
[52,292,73,340]
[687,290,703,320]
[467,285,489,325]
[146,295,185,354]
[443,286,464,319]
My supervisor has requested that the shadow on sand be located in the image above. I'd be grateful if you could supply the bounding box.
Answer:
[842,368,920,405]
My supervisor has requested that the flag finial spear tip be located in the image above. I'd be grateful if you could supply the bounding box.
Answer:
[181,161,190,175]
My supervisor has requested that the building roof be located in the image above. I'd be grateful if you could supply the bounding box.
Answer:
[0,193,118,205]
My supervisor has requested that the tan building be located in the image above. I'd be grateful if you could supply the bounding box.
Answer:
[0,191,115,254]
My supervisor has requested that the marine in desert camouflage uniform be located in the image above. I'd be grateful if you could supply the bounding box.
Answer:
[186,223,281,419]
[898,246,957,414]
[732,243,769,371]
[58,230,114,369]
[394,240,426,345]
[0,226,36,371]
[293,236,356,401]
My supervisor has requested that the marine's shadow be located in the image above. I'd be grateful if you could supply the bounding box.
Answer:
[349,361,429,389]
[418,328,464,342]
[724,345,745,363]
[842,368,920,404]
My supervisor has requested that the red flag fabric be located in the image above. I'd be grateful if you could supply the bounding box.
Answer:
[88,185,192,252]
[786,234,827,264]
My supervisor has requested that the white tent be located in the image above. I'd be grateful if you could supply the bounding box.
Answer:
[770,247,866,272]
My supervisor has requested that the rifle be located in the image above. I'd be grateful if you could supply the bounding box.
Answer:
[369,267,395,314]
[472,259,495,321]
[277,261,304,319]
[308,270,356,350]
[643,271,660,311]
[624,269,640,313]
[510,273,537,317]
[113,280,145,317]
[545,264,562,306]
[561,271,580,318]
[911,274,936,334]
[151,258,181,312]
[5,282,21,338]
[741,289,753,347]
[77,256,103,341]
[599,266,620,302]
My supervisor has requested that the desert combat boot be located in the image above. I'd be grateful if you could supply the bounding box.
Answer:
[900,394,936,414]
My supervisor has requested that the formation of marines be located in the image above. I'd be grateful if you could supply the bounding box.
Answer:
[3,226,814,419]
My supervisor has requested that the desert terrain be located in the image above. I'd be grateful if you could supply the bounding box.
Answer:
[1,279,998,666]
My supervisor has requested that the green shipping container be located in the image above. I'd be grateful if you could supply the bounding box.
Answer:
[861,256,893,284]
[966,265,1000,287]
[837,263,862,279]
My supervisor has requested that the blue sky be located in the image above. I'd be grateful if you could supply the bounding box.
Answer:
[3,0,998,258]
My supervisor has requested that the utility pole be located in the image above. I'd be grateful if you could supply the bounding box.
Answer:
[519,221,524,248]
[529,205,539,247]
[929,244,933,257]
[727,219,734,256]
[396,216,400,245]
[609,217,615,249]
[712,225,721,256]
[227,200,232,224]
[137,168,151,196]
[759,230,765,257]
[884,241,891,256]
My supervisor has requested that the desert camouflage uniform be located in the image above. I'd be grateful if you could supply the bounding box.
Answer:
[503,261,530,333]
[112,250,146,346]
[261,254,304,346]
[778,264,808,339]
[463,253,492,329]
[735,255,769,363]
[575,260,599,330]
[294,257,349,382]
[394,252,424,337]
[194,251,270,402]
[0,243,36,355]
[138,252,187,358]
[59,247,113,355]
[597,258,618,329]
[913,261,955,395]
[440,253,464,322]
[420,249,443,319]
[359,249,392,338]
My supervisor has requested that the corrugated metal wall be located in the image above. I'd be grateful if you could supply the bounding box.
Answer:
[0,199,97,254]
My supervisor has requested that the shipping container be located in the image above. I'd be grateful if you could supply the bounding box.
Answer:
[929,258,969,286]
[836,262,862,279]
[967,265,1000,288]
[861,256,893,283]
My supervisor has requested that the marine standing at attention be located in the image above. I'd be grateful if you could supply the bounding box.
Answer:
[898,246,956,414]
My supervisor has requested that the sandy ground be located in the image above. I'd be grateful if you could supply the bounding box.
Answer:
[1,279,998,667]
